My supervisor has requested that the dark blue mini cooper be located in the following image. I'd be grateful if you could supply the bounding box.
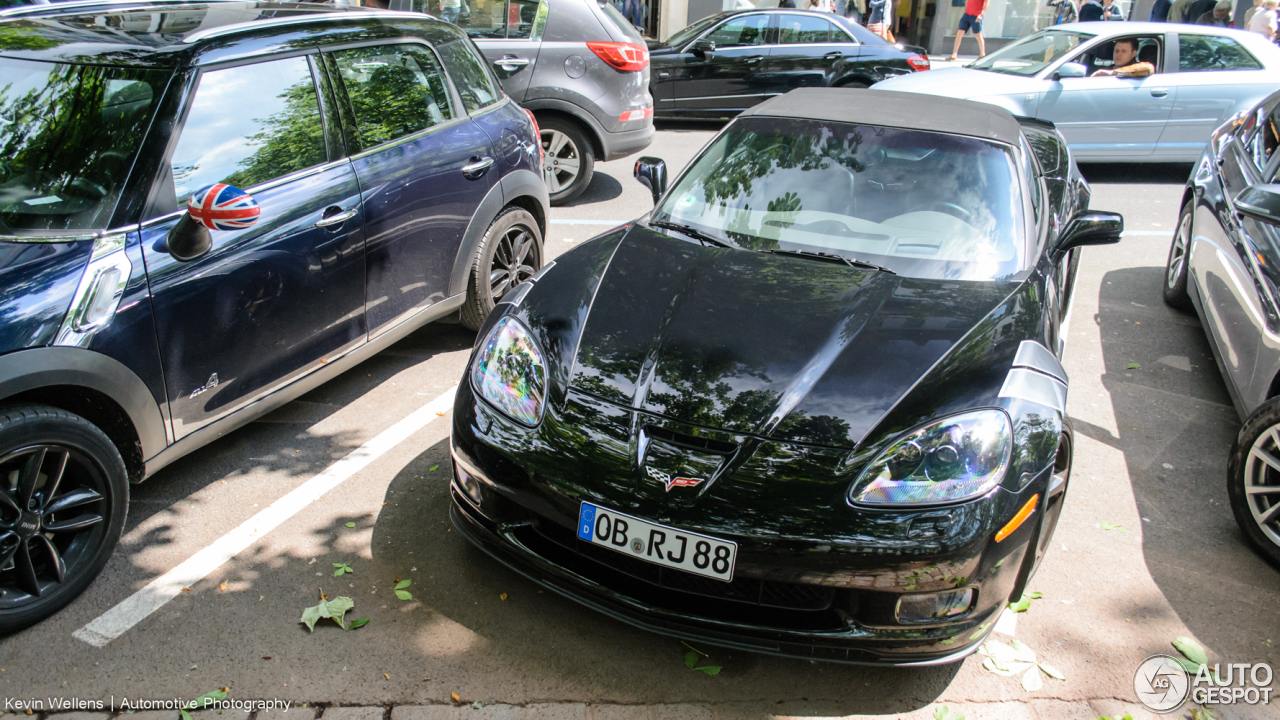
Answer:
[0,0,547,631]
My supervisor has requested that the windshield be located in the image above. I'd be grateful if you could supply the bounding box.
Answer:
[968,29,1093,76]
[0,58,167,233]
[662,13,719,46]
[652,118,1026,281]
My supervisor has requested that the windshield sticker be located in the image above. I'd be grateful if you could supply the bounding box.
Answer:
[23,196,61,206]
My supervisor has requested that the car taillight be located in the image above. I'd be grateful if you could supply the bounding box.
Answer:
[907,54,930,71]
[618,106,653,122]
[585,41,648,72]
[523,107,543,164]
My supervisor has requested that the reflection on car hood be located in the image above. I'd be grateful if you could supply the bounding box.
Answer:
[875,67,1044,99]
[566,225,1013,448]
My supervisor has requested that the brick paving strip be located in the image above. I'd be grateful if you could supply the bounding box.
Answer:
[27,698,1261,720]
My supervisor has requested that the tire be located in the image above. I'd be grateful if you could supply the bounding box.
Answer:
[837,79,870,89]
[1164,200,1194,311]
[539,116,595,206]
[1227,398,1280,567]
[0,405,127,634]
[460,206,543,331]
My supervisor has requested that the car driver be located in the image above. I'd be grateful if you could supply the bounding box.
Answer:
[1091,38,1155,77]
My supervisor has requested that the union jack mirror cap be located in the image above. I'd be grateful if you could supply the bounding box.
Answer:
[187,183,261,232]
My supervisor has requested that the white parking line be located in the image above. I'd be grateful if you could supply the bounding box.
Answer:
[72,386,458,648]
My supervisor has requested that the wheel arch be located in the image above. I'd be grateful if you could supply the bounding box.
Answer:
[833,75,873,88]
[0,348,167,483]
[448,169,550,299]
[527,105,604,161]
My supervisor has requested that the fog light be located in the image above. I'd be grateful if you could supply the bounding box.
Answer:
[455,465,484,505]
[895,588,974,623]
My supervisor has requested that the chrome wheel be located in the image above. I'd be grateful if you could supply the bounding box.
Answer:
[488,224,538,303]
[541,129,581,195]
[1167,213,1190,290]
[0,445,108,609]
[1243,425,1280,546]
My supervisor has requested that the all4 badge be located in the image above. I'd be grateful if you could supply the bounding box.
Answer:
[645,466,705,492]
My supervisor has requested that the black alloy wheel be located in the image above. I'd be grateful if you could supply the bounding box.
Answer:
[461,206,543,331]
[0,406,127,633]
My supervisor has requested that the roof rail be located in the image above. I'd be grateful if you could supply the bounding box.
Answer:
[0,0,234,17]
[181,8,430,43]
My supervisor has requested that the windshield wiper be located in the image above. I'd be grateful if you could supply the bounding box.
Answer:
[764,249,897,275]
[648,220,733,248]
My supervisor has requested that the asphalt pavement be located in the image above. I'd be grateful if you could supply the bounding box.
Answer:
[1,123,1278,720]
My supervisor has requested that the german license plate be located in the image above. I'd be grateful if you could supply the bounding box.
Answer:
[576,502,737,582]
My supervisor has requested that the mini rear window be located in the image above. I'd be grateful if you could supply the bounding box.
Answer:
[438,39,501,113]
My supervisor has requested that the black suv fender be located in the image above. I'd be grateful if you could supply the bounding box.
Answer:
[0,347,167,481]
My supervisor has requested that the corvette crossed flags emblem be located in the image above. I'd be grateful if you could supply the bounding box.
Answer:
[645,466,705,492]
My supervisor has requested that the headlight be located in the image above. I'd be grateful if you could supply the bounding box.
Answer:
[470,316,547,426]
[850,410,1012,506]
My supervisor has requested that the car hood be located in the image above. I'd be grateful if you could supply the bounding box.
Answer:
[875,67,1044,100]
[565,225,1013,448]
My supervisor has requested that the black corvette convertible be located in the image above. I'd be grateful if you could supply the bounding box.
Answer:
[448,89,1124,665]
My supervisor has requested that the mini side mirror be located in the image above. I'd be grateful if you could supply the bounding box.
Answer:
[167,183,261,262]
[1056,210,1123,254]
[1235,184,1280,226]
[634,156,668,206]
[1054,62,1087,80]
[691,38,715,55]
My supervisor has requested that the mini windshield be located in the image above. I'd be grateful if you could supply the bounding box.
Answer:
[652,117,1026,282]
[0,58,167,233]
[968,29,1093,76]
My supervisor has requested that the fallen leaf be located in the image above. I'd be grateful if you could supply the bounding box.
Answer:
[344,522,356,528]
[933,706,966,720]
[1039,663,1065,680]
[436,411,445,416]
[349,618,370,630]
[181,587,191,592]
[1026,591,1043,599]
[300,594,355,631]
[1173,636,1209,666]
[262,656,272,660]
[1010,596,1031,613]
[219,581,228,592]
[333,563,353,577]
[383,673,390,680]
[1021,665,1044,692]
[1126,362,1141,369]
[500,593,508,601]
[451,692,461,703]
[471,702,484,710]
[183,688,230,711]
[1098,521,1127,533]
[429,465,440,472]
[694,665,721,675]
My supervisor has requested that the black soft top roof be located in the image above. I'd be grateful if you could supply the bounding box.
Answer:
[741,88,1025,147]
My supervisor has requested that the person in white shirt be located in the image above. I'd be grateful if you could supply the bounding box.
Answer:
[1249,0,1278,40]
[1244,0,1264,27]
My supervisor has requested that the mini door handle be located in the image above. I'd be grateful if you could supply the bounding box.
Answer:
[462,156,494,178]
[494,56,530,71]
[1150,88,1169,97]
[315,207,357,228]
[745,55,763,63]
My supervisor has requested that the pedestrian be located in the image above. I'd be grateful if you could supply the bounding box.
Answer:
[1168,0,1195,21]
[1196,0,1234,24]
[1249,0,1277,38]
[1150,0,1171,19]
[834,0,848,17]
[779,0,796,8]
[866,0,890,37]
[1245,0,1264,25]
[440,0,461,23]
[946,0,987,60]
[807,0,835,12]
[847,0,865,22]
[1183,0,1218,21]
[1101,0,1126,18]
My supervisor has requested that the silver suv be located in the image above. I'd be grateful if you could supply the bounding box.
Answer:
[390,0,655,204]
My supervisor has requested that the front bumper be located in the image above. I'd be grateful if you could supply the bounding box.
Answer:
[449,385,1056,665]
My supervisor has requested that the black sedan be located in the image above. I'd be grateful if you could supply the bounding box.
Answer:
[648,10,929,120]
[448,89,1124,664]
[1164,89,1280,567]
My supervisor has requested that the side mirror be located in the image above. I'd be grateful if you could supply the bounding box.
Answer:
[634,156,668,206]
[1235,184,1280,226]
[1056,210,1124,254]
[168,183,260,262]
[1054,62,1087,80]
[691,38,715,55]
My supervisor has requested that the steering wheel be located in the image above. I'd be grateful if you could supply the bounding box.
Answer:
[922,201,974,223]
[65,176,109,201]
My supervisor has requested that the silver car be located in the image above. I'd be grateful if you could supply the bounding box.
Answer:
[389,0,655,204]
[876,23,1280,163]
